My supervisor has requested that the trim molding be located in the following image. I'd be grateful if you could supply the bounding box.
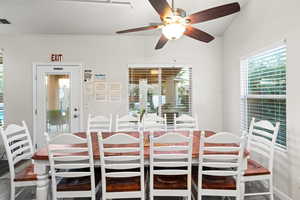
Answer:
[274,187,293,200]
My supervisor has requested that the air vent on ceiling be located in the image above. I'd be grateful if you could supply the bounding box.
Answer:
[58,0,132,7]
[0,19,10,24]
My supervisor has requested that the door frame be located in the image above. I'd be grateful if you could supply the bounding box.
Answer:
[32,63,84,148]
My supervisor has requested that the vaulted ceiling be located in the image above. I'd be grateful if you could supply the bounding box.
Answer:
[0,0,248,35]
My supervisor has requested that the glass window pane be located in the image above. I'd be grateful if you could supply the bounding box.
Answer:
[241,45,287,147]
[128,67,192,126]
[161,67,192,125]
[128,68,160,115]
[46,74,70,134]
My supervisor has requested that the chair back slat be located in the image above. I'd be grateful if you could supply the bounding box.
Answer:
[0,121,34,181]
[105,171,141,178]
[7,133,28,143]
[45,132,95,199]
[153,145,188,151]
[247,118,280,171]
[55,172,92,178]
[203,146,240,152]
[103,147,139,153]
[104,155,140,162]
[49,133,87,145]
[174,114,199,130]
[153,169,188,175]
[97,131,145,199]
[142,114,167,131]
[3,124,27,136]
[53,155,90,162]
[153,161,188,168]
[102,133,139,144]
[152,132,190,143]
[51,147,88,153]
[153,154,189,160]
[116,114,140,132]
[88,114,112,132]
[105,163,141,170]
[204,132,241,144]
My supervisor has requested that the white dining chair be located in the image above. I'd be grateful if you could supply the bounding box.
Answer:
[149,131,193,200]
[45,132,99,200]
[174,114,199,130]
[116,114,140,132]
[0,121,42,200]
[193,131,245,200]
[98,131,145,200]
[88,114,112,132]
[142,113,167,131]
[242,118,280,200]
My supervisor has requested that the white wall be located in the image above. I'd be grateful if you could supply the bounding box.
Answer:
[0,34,223,145]
[223,0,300,199]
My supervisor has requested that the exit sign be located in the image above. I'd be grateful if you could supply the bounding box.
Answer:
[51,54,63,62]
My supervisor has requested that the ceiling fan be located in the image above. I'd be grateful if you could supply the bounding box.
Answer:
[116,0,240,50]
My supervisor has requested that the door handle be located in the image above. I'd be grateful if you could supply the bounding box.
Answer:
[73,114,79,118]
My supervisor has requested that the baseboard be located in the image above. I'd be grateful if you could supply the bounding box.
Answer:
[274,187,293,200]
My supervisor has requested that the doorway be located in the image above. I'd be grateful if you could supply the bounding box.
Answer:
[33,64,83,148]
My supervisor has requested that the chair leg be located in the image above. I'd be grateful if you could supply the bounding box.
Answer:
[240,181,245,200]
[270,178,274,200]
[10,185,15,200]
[198,193,201,200]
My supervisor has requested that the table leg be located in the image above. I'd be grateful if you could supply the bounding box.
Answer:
[35,161,49,200]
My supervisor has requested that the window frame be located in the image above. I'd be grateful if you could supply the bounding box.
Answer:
[240,42,287,150]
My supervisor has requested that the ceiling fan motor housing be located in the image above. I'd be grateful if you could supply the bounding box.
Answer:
[174,8,186,18]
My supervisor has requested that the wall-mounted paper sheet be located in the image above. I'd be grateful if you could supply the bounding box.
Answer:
[109,82,122,102]
[94,81,107,102]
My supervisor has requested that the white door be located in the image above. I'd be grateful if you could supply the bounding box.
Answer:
[34,64,82,148]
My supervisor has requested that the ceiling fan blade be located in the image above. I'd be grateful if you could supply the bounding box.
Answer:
[155,35,168,50]
[187,2,240,24]
[116,25,160,34]
[148,0,173,20]
[184,26,214,43]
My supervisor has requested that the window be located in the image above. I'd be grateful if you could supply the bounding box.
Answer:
[0,51,3,126]
[128,67,192,125]
[241,44,287,147]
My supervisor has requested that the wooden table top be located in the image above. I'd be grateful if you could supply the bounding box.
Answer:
[33,130,248,161]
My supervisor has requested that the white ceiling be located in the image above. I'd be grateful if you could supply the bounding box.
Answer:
[0,0,248,36]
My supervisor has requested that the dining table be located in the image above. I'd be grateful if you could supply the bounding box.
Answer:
[32,130,249,200]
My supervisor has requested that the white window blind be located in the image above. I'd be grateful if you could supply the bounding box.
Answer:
[128,67,192,125]
[241,44,287,147]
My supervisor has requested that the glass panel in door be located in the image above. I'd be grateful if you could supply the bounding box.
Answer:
[45,74,70,134]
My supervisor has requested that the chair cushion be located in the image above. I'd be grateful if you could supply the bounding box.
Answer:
[244,159,271,176]
[57,168,101,192]
[14,164,37,182]
[154,175,187,190]
[106,176,141,192]
[192,168,236,190]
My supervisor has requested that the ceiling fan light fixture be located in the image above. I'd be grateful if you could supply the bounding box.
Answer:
[162,23,186,40]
